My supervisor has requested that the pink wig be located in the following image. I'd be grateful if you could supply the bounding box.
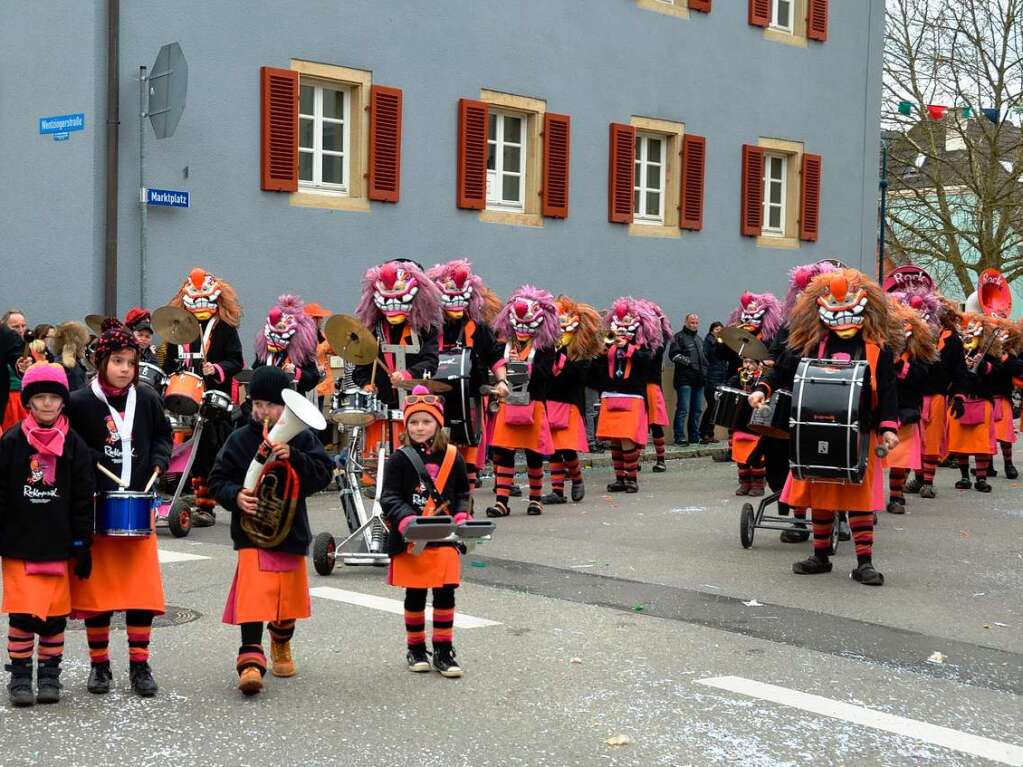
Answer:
[784,261,838,316]
[426,259,487,324]
[254,294,318,365]
[604,297,662,349]
[635,299,673,349]
[726,291,784,343]
[355,260,442,334]
[892,286,942,335]
[494,285,560,350]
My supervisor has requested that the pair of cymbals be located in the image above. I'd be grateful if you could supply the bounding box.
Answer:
[395,378,451,394]
[152,306,201,345]
[324,314,379,365]
[719,326,770,361]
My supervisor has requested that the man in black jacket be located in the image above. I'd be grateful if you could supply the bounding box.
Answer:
[668,314,708,445]
[0,323,24,419]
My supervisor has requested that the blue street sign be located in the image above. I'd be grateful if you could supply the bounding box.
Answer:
[39,113,85,135]
[144,188,190,208]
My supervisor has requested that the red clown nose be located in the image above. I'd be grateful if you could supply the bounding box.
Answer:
[829,274,849,302]
[910,295,924,310]
[514,299,529,319]
[380,263,398,289]
[190,267,206,289]
[268,308,283,325]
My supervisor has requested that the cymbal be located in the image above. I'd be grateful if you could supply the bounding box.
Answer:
[152,305,201,345]
[394,378,452,394]
[329,410,376,427]
[719,326,770,361]
[324,314,379,365]
[84,314,105,335]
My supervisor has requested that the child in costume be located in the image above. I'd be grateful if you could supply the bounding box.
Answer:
[208,366,333,696]
[637,300,673,472]
[543,296,602,504]
[948,313,999,492]
[124,308,159,365]
[726,358,767,496]
[380,385,471,677]
[1,363,95,705]
[67,319,172,696]
[990,318,1022,479]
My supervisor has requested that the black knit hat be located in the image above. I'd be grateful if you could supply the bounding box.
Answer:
[249,366,290,406]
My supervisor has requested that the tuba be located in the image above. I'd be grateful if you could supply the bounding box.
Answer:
[241,388,327,548]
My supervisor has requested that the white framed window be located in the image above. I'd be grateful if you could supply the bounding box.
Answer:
[771,0,794,32]
[762,153,787,235]
[299,81,350,193]
[633,132,665,225]
[486,110,527,211]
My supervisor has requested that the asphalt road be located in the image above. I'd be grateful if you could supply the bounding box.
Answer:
[1,456,1021,767]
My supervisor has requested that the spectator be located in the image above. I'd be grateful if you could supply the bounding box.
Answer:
[2,309,31,431]
[0,323,22,424]
[668,313,708,445]
[698,321,736,443]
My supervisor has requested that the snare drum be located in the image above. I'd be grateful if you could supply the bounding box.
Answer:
[164,371,205,416]
[713,386,753,430]
[330,390,380,426]
[200,389,233,420]
[96,491,156,537]
[748,389,792,439]
[138,362,168,396]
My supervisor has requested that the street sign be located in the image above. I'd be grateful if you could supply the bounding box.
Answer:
[39,113,85,142]
[143,187,190,208]
[148,43,187,139]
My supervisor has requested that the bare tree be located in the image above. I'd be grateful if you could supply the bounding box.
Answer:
[884,0,1023,297]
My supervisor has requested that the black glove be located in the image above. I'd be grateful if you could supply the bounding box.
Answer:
[950,396,965,420]
[73,545,92,579]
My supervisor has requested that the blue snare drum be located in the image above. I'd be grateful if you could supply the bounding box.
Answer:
[96,491,156,537]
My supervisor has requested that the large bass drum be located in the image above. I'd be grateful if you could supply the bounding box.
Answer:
[436,348,482,446]
[790,359,870,483]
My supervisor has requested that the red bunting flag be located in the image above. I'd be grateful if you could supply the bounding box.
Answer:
[927,104,948,121]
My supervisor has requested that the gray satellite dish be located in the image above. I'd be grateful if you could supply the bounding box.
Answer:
[148,42,187,139]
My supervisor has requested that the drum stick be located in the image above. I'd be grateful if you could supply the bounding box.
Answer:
[370,356,379,388]
[96,462,129,488]
[143,468,160,493]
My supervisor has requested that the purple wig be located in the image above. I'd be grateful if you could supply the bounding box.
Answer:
[726,291,784,343]
[426,259,487,324]
[494,285,560,351]
[355,260,442,334]
[635,299,673,349]
[892,286,942,335]
[604,297,662,350]
[254,294,318,365]
[783,261,838,316]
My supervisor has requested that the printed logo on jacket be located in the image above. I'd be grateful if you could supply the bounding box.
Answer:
[24,454,59,503]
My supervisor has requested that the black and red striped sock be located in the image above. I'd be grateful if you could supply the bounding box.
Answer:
[975,454,990,480]
[958,454,970,480]
[84,613,112,666]
[465,463,478,488]
[7,620,33,664]
[549,457,566,495]
[623,447,640,483]
[921,456,938,485]
[811,509,835,558]
[493,449,515,504]
[737,464,751,488]
[612,445,625,481]
[889,467,908,501]
[268,620,295,645]
[527,465,544,502]
[849,511,874,564]
[749,465,766,492]
[564,453,582,483]
[651,425,666,463]
[125,610,154,664]
[404,589,427,648]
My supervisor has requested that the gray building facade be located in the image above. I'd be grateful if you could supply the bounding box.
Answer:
[2,0,884,344]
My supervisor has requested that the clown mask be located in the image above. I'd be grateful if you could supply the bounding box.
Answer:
[961,318,985,352]
[264,308,297,354]
[182,268,221,322]
[558,311,580,350]
[738,292,767,334]
[510,297,545,342]
[817,275,867,339]
[373,263,419,325]
[609,302,640,343]
[437,264,473,320]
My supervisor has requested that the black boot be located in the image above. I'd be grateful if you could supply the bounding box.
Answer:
[793,555,833,574]
[885,498,906,515]
[35,661,62,704]
[87,662,113,694]
[974,479,992,493]
[779,524,810,543]
[526,500,544,515]
[624,480,639,494]
[570,481,585,502]
[606,479,629,492]
[903,476,922,494]
[129,661,159,697]
[5,663,33,707]
[432,645,463,678]
[1005,463,1018,479]
[652,460,667,473]
[541,491,567,505]
[955,477,972,490]
[919,483,936,499]
[851,561,885,586]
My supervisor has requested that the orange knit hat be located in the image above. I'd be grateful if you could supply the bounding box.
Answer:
[403,385,444,427]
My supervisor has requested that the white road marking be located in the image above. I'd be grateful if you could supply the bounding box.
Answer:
[158,549,211,564]
[310,586,501,629]
[696,676,1023,766]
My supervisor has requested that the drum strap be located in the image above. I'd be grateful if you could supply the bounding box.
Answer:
[441,320,475,352]
[399,444,458,517]
[90,378,137,487]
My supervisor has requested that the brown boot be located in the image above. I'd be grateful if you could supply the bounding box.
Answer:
[270,640,296,678]
[238,667,263,696]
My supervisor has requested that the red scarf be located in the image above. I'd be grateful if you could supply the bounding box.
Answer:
[99,378,129,398]
[22,413,69,457]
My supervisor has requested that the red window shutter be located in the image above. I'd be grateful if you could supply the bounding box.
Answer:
[740,144,765,237]
[689,0,712,12]
[260,66,299,192]
[748,0,770,27]
[807,0,828,41]
[800,153,822,242]
[541,113,571,218]
[368,85,403,203]
[457,98,489,210]
[608,123,635,224]
[679,134,706,231]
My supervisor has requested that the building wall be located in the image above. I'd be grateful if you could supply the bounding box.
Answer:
[3,0,884,349]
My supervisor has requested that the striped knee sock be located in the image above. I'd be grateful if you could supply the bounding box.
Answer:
[565,454,582,484]
[975,454,990,480]
[749,466,766,491]
[494,464,515,504]
[404,610,426,648]
[7,626,34,663]
[921,456,938,485]
[889,467,908,501]
[623,448,640,483]
[37,631,64,665]
[236,645,267,675]
[126,611,154,664]
[848,511,874,564]
[527,464,544,501]
[268,620,295,645]
[84,614,112,666]
[611,446,625,480]
[811,509,835,558]
[793,506,807,521]
[549,458,566,495]
[737,464,751,488]
[652,430,666,463]
[432,608,455,648]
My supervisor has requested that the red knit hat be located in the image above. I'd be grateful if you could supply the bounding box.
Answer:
[403,385,444,427]
[94,319,141,385]
[21,362,70,406]
[124,306,153,332]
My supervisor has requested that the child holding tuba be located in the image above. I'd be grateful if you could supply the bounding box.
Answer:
[208,366,332,696]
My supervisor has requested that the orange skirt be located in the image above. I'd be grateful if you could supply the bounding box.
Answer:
[921,394,947,458]
[388,544,461,589]
[732,431,760,465]
[490,401,554,454]
[70,529,165,615]
[596,396,648,444]
[458,444,481,469]
[994,396,1016,444]
[2,559,71,619]
[2,396,26,433]
[550,403,589,453]
[946,401,996,455]
[883,422,922,471]
[783,436,884,512]
[645,383,669,427]
[221,549,310,625]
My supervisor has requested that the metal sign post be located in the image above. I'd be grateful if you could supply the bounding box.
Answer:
[139,65,149,308]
